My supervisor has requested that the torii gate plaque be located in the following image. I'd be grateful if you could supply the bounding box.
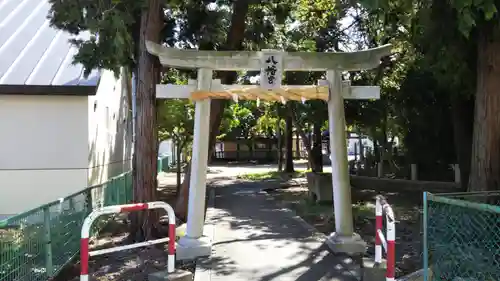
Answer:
[147,41,391,260]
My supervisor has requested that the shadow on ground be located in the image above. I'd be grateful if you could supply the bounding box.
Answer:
[197,179,362,281]
[266,182,425,277]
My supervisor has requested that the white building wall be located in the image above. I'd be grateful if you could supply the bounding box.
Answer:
[0,95,88,216]
[0,69,133,218]
[159,140,174,157]
[87,69,133,186]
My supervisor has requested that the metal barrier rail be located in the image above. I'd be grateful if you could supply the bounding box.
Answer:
[80,202,176,281]
[375,195,396,281]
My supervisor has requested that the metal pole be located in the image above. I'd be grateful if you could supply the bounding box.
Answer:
[43,207,54,277]
[375,197,383,263]
[80,202,177,281]
[423,192,429,281]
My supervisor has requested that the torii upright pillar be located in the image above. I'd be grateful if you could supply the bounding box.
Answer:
[180,68,213,258]
[147,41,391,259]
[325,70,363,253]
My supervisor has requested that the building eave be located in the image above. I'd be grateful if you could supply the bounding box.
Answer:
[0,85,97,96]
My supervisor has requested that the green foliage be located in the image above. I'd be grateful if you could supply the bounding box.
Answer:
[236,170,307,180]
[157,69,194,150]
[449,0,498,37]
[219,100,288,140]
[48,0,145,76]
[396,63,456,164]
[220,101,259,139]
[48,0,488,179]
[294,0,338,31]
[254,104,285,138]
[339,0,476,169]
[157,99,194,147]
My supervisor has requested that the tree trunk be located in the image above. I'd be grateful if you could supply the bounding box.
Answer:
[131,0,162,241]
[373,139,380,162]
[174,0,249,221]
[311,123,323,173]
[176,141,182,194]
[285,104,294,172]
[373,140,382,176]
[358,133,364,174]
[248,140,254,160]
[277,114,283,171]
[288,105,319,171]
[450,95,474,190]
[236,142,240,161]
[295,130,300,158]
[358,134,364,161]
[468,21,500,192]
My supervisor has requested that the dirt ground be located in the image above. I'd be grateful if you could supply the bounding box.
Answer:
[51,175,421,280]
[265,184,423,278]
[60,224,195,281]
[55,183,195,281]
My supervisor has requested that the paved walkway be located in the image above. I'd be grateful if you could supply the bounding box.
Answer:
[196,180,362,281]
[158,160,332,186]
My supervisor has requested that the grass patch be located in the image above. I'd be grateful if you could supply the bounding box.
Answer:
[352,202,376,219]
[267,186,424,277]
[267,187,376,234]
[237,170,307,180]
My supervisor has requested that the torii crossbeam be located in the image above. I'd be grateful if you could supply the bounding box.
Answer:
[147,41,392,260]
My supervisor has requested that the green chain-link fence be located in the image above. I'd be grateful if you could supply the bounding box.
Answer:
[0,171,133,281]
[423,191,500,281]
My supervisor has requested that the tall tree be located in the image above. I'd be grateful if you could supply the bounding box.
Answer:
[468,15,500,191]
[131,0,163,240]
[174,0,250,220]
[416,0,499,191]
[48,0,163,239]
[412,0,476,186]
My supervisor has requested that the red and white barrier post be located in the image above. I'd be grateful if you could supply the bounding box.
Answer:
[80,202,176,281]
[374,196,396,281]
[375,197,383,263]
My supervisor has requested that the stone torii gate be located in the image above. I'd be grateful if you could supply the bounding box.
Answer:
[147,41,391,260]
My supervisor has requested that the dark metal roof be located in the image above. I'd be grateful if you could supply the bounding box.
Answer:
[0,0,100,90]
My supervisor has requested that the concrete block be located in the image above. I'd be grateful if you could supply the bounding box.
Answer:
[176,235,212,261]
[149,269,193,281]
[306,172,334,202]
[350,175,460,193]
[362,258,386,281]
[307,172,461,198]
[326,232,367,255]
[397,268,432,281]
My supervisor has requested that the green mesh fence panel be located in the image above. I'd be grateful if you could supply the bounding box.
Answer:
[0,171,133,281]
[157,155,172,173]
[157,157,163,173]
[162,156,171,172]
[424,191,500,281]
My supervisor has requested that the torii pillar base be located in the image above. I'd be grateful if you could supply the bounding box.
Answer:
[326,232,366,255]
[176,235,212,261]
